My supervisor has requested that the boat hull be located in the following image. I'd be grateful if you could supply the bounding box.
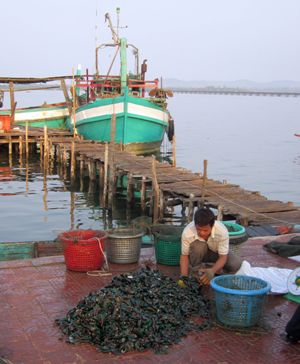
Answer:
[73,95,169,154]
[0,103,69,129]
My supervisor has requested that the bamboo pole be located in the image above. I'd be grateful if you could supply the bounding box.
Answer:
[200,159,208,207]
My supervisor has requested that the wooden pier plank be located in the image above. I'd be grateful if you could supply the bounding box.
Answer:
[1,130,299,226]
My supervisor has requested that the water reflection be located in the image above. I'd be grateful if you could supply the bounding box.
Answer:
[0,150,149,242]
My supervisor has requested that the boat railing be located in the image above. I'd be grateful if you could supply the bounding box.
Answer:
[75,75,159,97]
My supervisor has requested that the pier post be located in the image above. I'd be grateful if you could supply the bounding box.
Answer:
[49,139,54,162]
[60,79,73,117]
[18,135,23,160]
[70,191,75,230]
[237,215,249,227]
[70,141,76,181]
[79,156,85,191]
[126,173,134,208]
[25,160,29,195]
[140,176,146,213]
[103,142,109,206]
[9,82,16,125]
[19,136,23,170]
[200,159,208,207]
[98,162,104,189]
[97,161,104,206]
[25,122,29,159]
[8,135,12,157]
[43,126,49,161]
[62,145,68,179]
[217,205,223,221]
[88,159,96,180]
[108,114,116,210]
[151,156,160,223]
[172,135,176,167]
[188,193,195,222]
[88,177,96,197]
[159,190,165,219]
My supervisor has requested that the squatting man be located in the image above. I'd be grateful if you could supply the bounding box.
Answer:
[180,207,242,285]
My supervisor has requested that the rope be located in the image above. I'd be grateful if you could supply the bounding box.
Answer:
[205,187,298,225]
[87,237,112,277]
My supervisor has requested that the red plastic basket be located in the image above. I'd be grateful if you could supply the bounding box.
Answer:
[59,230,106,272]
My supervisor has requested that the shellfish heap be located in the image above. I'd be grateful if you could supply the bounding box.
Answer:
[56,267,211,354]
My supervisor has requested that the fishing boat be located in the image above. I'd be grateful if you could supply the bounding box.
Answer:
[0,102,69,129]
[71,12,174,154]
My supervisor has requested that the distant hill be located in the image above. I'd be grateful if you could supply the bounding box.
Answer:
[164,78,300,91]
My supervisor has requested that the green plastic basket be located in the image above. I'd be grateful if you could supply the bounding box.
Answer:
[152,225,184,266]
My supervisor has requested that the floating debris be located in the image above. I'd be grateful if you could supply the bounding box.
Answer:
[56,267,212,354]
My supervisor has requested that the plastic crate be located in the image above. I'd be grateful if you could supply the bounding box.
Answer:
[152,225,184,266]
[211,275,271,327]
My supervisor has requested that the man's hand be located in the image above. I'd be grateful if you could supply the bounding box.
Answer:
[177,279,186,288]
[199,268,215,285]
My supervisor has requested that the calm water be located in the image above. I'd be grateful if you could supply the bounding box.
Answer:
[0,94,299,242]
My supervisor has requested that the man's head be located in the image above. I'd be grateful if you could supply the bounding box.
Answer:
[194,207,215,241]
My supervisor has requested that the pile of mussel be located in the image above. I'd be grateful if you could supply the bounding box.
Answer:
[56,267,211,354]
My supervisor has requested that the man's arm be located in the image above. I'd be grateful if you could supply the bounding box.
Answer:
[180,254,189,276]
[211,254,228,274]
[199,254,228,285]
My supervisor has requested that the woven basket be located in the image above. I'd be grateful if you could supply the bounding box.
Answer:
[152,225,184,266]
[59,230,106,272]
[222,221,248,254]
[211,275,271,327]
[106,228,143,264]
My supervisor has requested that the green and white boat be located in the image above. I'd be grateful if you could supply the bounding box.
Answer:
[0,102,69,129]
[72,12,174,154]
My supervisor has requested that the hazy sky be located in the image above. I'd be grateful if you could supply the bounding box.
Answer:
[2,0,300,82]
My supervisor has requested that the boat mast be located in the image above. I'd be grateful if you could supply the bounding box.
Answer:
[105,10,128,94]
[120,38,127,93]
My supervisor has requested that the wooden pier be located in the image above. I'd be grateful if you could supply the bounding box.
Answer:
[1,128,299,227]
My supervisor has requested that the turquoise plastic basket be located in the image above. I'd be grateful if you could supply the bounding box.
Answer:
[211,275,271,327]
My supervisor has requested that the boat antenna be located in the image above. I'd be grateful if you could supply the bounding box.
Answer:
[105,8,128,44]
[116,7,120,39]
[105,12,119,44]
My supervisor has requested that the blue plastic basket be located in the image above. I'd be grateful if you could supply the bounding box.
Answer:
[211,275,271,327]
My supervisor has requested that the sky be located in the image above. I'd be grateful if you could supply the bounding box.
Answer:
[1,0,300,83]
